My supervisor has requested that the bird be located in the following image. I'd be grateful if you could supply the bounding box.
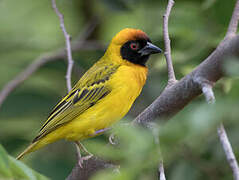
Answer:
[16,28,162,166]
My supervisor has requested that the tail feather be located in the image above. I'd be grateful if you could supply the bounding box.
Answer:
[16,142,38,160]
[17,128,62,160]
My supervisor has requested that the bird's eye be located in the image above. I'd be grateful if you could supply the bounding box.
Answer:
[130,42,139,50]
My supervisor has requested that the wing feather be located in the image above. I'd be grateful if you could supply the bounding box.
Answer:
[33,63,119,142]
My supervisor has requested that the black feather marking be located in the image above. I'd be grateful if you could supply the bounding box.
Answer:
[91,79,105,86]
[47,100,66,119]
[32,135,40,143]
[89,102,95,107]
[96,86,104,96]
[47,89,78,119]
[89,87,100,99]
[67,89,78,100]
[98,91,109,100]
[41,100,71,131]
[47,108,62,122]
[73,89,89,104]
[120,39,150,66]
[83,88,96,101]
[91,74,112,86]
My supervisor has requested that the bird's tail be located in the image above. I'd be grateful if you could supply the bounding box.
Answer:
[16,141,39,160]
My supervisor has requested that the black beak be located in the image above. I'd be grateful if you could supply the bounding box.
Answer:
[138,42,162,56]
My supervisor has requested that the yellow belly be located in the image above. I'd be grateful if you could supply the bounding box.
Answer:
[63,89,135,141]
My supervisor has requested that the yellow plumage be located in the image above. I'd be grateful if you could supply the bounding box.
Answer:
[17,28,161,160]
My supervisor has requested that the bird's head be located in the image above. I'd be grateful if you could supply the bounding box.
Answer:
[105,28,162,66]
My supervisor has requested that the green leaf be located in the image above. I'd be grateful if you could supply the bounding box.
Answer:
[0,145,12,178]
[0,144,49,180]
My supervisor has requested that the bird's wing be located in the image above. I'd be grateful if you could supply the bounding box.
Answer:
[33,63,120,142]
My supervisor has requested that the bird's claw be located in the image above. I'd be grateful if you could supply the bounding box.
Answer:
[109,133,116,145]
[77,154,93,168]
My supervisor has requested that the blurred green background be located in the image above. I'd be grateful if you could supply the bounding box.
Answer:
[0,0,239,179]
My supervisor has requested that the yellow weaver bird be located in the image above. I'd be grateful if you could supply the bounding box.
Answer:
[16,28,162,165]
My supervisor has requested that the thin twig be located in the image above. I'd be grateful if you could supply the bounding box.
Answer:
[51,0,74,91]
[158,161,166,180]
[155,1,177,179]
[193,77,215,104]
[201,84,215,104]
[163,0,177,86]
[226,0,239,37]
[218,123,239,180]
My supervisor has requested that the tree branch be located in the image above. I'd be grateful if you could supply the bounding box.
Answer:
[133,0,239,125]
[226,0,239,37]
[218,123,239,180]
[66,157,116,180]
[133,35,239,126]
[163,0,177,86]
[51,0,74,91]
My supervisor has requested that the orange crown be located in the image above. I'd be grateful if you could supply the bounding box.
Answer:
[111,28,150,45]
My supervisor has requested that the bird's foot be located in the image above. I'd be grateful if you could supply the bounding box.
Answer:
[77,154,93,168]
[75,141,93,168]
[109,133,116,145]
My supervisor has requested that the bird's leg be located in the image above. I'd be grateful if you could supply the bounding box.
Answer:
[75,143,83,168]
[74,141,93,168]
[94,127,111,135]
[74,128,111,167]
